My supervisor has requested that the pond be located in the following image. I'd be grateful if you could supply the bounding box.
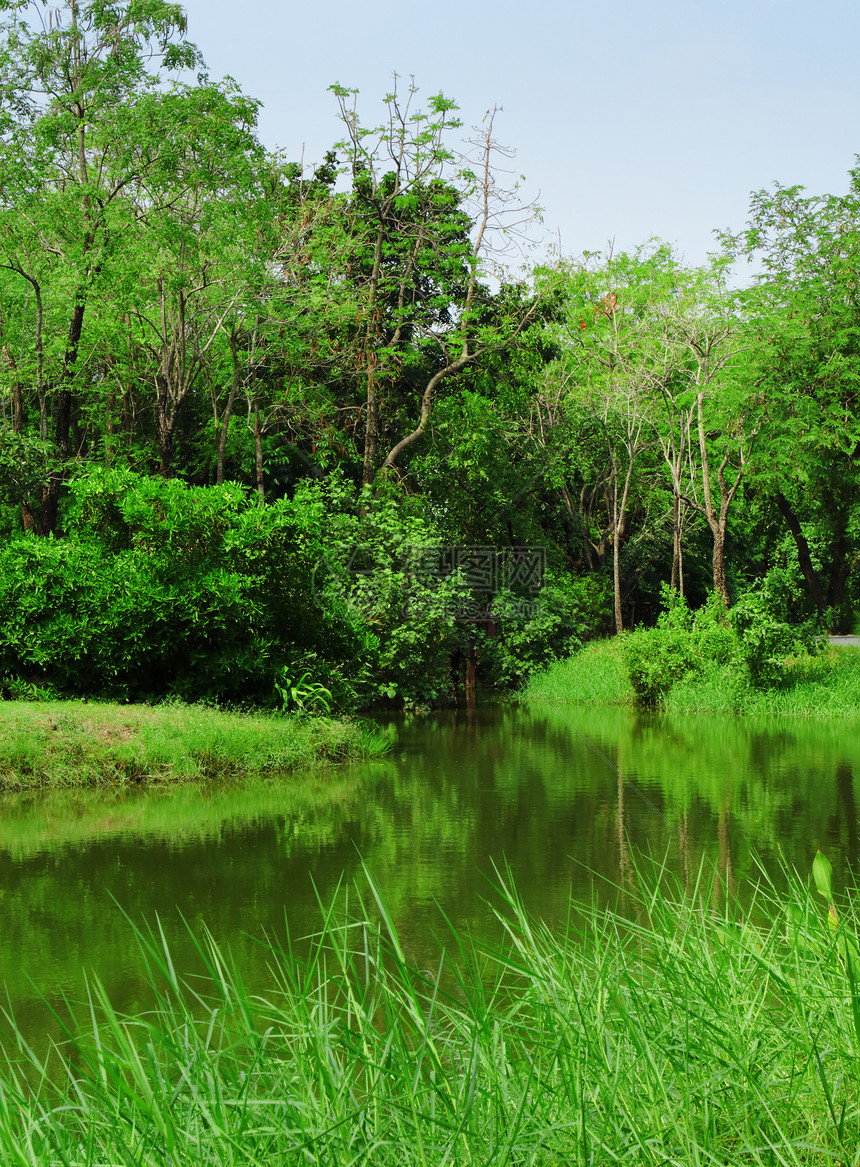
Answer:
[1,701,859,1048]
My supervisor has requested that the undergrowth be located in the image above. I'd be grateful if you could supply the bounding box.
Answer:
[523,638,633,706]
[525,582,860,717]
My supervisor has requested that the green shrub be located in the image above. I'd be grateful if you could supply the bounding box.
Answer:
[691,589,738,666]
[480,571,607,689]
[0,468,361,703]
[621,624,700,706]
[0,427,57,527]
[305,478,471,708]
[618,576,823,707]
[729,571,820,689]
[620,586,720,707]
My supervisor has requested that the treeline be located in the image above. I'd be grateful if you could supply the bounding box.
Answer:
[1,1,859,705]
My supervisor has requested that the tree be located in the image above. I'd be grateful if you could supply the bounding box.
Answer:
[678,309,748,607]
[326,83,540,486]
[119,81,267,476]
[0,0,199,522]
[724,171,860,626]
[549,245,684,631]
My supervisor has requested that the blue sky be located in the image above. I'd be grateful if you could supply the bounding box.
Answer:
[179,0,860,274]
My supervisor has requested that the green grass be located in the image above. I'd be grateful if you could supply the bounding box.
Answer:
[0,700,391,789]
[525,640,860,718]
[2,859,860,1163]
[664,646,860,717]
[524,638,634,706]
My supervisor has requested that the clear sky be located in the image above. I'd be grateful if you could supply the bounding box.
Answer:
[178,0,860,274]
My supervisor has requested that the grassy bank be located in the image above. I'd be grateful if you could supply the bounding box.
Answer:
[1,860,858,1163]
[524,637,634,706]
[525,638,860,717]
[0,700,391,789]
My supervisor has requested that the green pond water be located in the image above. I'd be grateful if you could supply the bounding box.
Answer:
[1,701,859,1047]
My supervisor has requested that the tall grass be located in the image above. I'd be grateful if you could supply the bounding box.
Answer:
[0,701,391,789]
[525,639,633,706]
[666,646,860,717]
[2,859,860,1163]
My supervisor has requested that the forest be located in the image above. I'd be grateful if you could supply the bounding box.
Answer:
[1,0,859,710]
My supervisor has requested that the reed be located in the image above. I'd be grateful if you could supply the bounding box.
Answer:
[1,858,858,1163]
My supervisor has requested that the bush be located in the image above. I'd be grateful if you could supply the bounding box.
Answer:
[0,464,620,709]
[0,467,359,703]
[483,571,609,689]
[304,477,471,708]
[620,586,716,707]
[619,576,822,709]
[621,624,701,707]
[729,571,820,688]
[691,590,738,666]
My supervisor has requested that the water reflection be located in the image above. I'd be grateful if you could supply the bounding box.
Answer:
[0,703,859,1047]
[833,762,858,869]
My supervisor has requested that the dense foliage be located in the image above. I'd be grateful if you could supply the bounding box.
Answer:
[2,0,860,706]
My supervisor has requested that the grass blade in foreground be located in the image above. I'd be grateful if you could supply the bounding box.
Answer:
[0,859,858,1163]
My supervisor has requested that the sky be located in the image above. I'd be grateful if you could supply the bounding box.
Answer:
[177,0,860,276]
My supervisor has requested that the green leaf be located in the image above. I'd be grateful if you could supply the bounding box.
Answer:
[813,850,833,903]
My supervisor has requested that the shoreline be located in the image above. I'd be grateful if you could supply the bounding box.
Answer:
[0,700,391,790]
[523,638,860,718]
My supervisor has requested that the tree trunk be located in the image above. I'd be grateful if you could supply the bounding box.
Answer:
[670,496,688,597]
[54,387,72,460]
[216,359,241,485]
[678,502,686,598]
[694,388,747,607]
[360,220,385,488]
[362,362,378,486]
[33,295,87,535]
[827,525,852,616]
[711,521,729,607]
[37,475,62,536]
[775,491,827,616]
[608,443,637,635]
[31,388,74,537]
[670,494,681,593]
[380,357,473,478]
[156,374,175,477]
[58,298,86,456]
[253,401,265,498]
[11,379,24,434]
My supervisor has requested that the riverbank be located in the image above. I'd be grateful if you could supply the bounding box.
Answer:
[0,859,854,1163]
[525,637,860,716]
[0,700,391,789]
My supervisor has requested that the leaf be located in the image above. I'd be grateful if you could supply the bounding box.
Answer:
[813,849,833,903]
